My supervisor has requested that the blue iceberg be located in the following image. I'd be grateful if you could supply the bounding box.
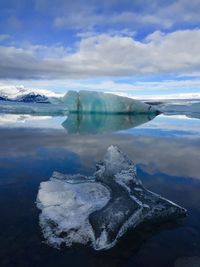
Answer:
[54,91,160,114]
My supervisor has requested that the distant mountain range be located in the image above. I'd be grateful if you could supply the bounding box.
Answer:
[17,93,50,103]
[0,86,63,103]
[0,93,50,103]
[1,85,200,104]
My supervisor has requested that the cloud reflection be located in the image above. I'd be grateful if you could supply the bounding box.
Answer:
[0,114,200,180]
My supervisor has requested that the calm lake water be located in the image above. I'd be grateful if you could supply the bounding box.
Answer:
[0,112,200,267]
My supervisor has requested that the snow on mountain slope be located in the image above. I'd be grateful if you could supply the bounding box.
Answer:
[0,85,63,100]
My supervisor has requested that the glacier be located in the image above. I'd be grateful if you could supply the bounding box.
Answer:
[36,145,186,251]
[52,91,160,114]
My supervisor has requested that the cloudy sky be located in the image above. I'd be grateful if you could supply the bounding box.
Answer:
[1,0,200,98]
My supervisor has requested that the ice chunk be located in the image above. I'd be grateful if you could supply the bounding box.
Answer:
[159,101,200,119]
[62,113,157,134]
[55,91,160,114]
[0,101,68,116]
[37,176,110,248]
[36,146,186,251]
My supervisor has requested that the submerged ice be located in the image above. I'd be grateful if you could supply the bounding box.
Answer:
[53,91,159,114]
[36,146,186,251]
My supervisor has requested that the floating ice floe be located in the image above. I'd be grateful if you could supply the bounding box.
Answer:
[36,145,186,251]
[158,101,200,119]
[52,91,160,114]
[0,101,68,116]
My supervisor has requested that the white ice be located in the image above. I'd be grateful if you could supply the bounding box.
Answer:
[37,174,110,248]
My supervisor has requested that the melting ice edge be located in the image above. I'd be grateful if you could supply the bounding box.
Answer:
[36,145,186,251]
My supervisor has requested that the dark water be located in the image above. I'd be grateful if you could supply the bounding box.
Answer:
[0,113,200,267]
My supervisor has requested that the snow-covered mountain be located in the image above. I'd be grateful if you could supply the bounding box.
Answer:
[15,93,50,103]
[0,85,63,103]
[0,96,8,101]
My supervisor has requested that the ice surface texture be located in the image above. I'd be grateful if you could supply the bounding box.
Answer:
[55,91,159,114]
[36,146,186,251]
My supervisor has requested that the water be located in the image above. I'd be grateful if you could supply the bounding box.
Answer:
[0,107,200,267]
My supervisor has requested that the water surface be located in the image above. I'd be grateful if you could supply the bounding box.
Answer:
[0,112,200,267]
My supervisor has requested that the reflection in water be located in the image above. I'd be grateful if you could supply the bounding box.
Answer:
[0,113,157,134]
[0,115,200,180]
[0,114,200,266]
[0,114,65,129]
[62,113,157,134]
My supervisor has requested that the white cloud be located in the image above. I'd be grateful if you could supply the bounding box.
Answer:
[0,34,11,42]
[76,29,137,38]
[53,11,171,30]
[50,0,200,31]
[2,0,200,34]
[1,29,200,79]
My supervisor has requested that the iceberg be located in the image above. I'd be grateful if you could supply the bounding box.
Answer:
[36,146,186,251]
[159,101,200,119]
[54,91,160,114]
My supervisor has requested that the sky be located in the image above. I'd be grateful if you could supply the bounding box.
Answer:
[1,0,200,99]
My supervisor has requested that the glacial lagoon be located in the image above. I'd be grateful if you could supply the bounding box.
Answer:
[0,108,200,267]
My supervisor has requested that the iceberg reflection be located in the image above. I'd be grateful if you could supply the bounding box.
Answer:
[62,113,157,134]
